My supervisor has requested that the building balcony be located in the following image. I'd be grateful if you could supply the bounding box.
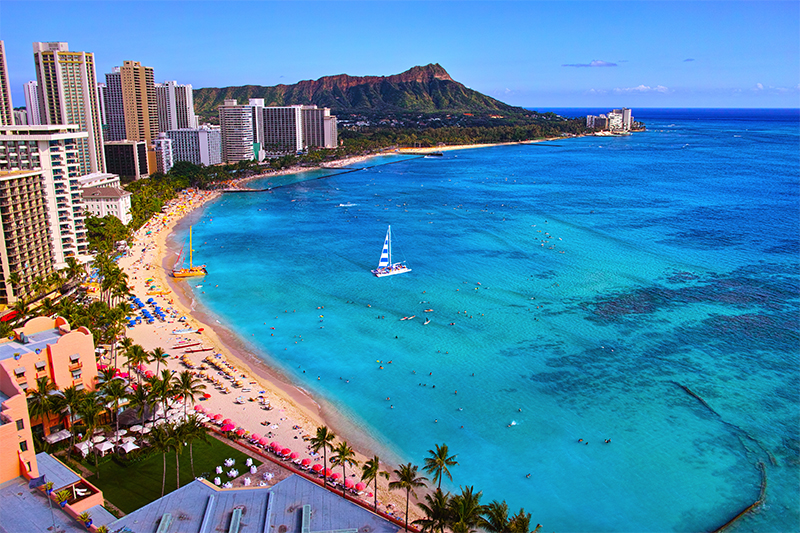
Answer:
[68,362,82,371]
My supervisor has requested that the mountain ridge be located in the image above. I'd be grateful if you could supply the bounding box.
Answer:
[192,64,533,120]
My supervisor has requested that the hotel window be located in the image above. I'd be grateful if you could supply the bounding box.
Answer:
[19,440,28,452]
[16,419,24,430]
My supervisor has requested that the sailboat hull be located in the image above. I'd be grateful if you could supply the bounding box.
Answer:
[372,264,411,277]
[172,266,207,278]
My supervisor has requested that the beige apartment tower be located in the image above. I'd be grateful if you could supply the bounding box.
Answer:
[0,42,13,126]
[32,42,105,175]
[119,61,158,144]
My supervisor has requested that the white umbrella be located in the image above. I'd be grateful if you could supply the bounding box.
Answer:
[122,436,137,443]
[113,429,128,437]
[118,441,140,453]
[92,435,106,443]
[128,424,143,433]
[140,427,151,434]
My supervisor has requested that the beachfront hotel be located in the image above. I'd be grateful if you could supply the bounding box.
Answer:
[0,42,14,127]
[81,186,132,225]
[104,140,149,181]
[156,80,197,132]
[261,104,338,155]
[0,124,92,267]
[153,132,174,174]
[166,126,222,167]
[32,42,105,176]
[218,99,255,162]
[0,169,55,305]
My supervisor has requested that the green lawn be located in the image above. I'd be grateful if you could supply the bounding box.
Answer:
[84,437,261,514]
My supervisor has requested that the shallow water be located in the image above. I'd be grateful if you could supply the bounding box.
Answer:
[181,109,799,532]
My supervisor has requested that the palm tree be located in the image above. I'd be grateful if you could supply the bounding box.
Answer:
[125,344,149,384]
[76,393,109,475]
[26,376,57,433]
[37,297,58,318]
[389,463,428,531]
[150,347,169,375]
[507,509,540,533]
[448,486,483,533]
[360,455,390,512]
[101,378,128,447]
[12,299,30,327]
[413,488,451,533]
[181,416,209,478]
[148,370,175,421]
[423,443,459,490]
[54,385,86,461]
[480,500,510,532]
[330,441,358,497]
[127,382,153,422]
[309,426,336,486]
[117,337,133,371]
[171,422,187,489]
[149,423,173,497]
[173,370,205,418]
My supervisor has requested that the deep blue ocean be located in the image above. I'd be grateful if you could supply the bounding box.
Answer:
[174,109,799,532]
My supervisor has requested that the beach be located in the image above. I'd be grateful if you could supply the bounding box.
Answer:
[112,156,418,521]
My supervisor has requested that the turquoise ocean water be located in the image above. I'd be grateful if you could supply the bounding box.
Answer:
[172,109,799,531]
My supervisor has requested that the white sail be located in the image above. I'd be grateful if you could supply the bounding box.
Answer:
[377,226,391,268]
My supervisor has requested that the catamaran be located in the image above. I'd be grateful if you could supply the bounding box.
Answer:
[372,225,411,277]
[172,226,207,278]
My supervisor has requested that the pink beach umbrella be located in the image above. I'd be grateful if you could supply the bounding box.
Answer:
[222,418,233,426]
[213,414,223,421]
[311,464,323,473]
[355,482,366,491]
[145,370,154,379]
[330,472,341,481]
[344,478,353,488]
[250,433,261,442]
[193,405,204,412]
[280,448,291,457]
[301,458,311,466]
[290,452,299,460]
[258,437,269,447]
[270,442,280,450]
[221,423,235,432]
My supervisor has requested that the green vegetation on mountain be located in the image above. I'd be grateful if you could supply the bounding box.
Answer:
[193,64,539,122]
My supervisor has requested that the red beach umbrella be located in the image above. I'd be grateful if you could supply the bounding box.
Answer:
[258,437,269,447]
[344,478,353,488]
[280,448,291,456]
[355,482,366,491]
[213,414,223,421]
[330,472,341,481]
[235,428,245,437]
[222,418,233,425]
[270,442,280,450]
[145,370,154,379]
[311,464,323,473]
[203,393,211,399]
[323,468,333,477]
[290,452,299,460]
[301,458,311,466]
[221,423,235,432]
[193,405,204,412]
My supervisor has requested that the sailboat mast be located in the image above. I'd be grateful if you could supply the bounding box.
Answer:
[387,225,392,265]
[189,227,193,268]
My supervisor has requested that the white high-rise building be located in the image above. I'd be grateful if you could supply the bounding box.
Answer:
[153,132,173,174]
[0,124,92,264]
[23,81,41,125]
[260,105,338,154]
[96,82,107,127]
[33,42,105,175]
[218,99,254,163]
[166,126,221,166]
[156,81,197,132]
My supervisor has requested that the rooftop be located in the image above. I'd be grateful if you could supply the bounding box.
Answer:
[82,186,131,199]
[0,327,61,363]
[35,452,80,491]
[0,477,87,533]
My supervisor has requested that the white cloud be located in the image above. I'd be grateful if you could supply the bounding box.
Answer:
[754,83,764,91]
[562,60,618,68]
[613,85,670,94]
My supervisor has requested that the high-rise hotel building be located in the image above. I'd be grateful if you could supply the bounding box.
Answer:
[32,42,105,175]
[218,99,255,163]
[156,81,197,132]
[166,126,222,167]
[23,82,42,126]
[0,42,14,126]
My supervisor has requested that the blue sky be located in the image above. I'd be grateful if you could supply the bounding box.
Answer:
[1,1,798,108]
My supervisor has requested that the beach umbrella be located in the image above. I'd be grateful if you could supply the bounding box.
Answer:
[323,468,333,477]
[280,448,291,456]
[213,414,223,421]
[355,482,366,491]
[331,472,341,481]
[221,423,235,432]
[270,442,280,450]
[145,370,154,379]
[290,452,299,460]
[222,418,232,425]
[129,424,143,433]
[344,478,354,488]
[194,405,204,412]
[92,435,106,443]
[258,437,269,447]
[311,464,323,473]
[301,458,311,466]
[250,433,261,442]
[235,428,245,437]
